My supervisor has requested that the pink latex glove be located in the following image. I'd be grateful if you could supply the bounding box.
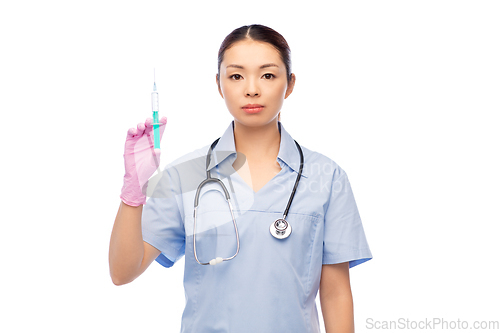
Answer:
[120,116,167,206]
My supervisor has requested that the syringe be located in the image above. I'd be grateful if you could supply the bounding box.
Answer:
[151,69,160,150]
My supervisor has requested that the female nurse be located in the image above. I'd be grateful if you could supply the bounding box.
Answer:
[109,24,372,333]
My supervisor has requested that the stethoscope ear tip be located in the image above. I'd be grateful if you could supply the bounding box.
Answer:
[209,257,224,265]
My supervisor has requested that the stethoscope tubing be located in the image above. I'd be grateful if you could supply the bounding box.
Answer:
[282,140,304,220]
[193,133,303,265]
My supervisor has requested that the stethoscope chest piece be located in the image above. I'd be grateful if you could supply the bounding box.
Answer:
[270,218,292,239]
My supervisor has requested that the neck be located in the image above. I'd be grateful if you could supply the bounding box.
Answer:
[232,120,281,161]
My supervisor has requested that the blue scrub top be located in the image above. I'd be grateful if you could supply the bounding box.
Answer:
[142,120,372,333]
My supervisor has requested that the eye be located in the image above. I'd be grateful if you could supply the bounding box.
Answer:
[263,73,275,79]
[229,74,242,80]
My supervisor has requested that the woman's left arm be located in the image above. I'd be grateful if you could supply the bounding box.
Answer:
[320,262,355,333]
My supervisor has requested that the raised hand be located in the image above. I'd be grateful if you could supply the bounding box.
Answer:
[120,116,167,206]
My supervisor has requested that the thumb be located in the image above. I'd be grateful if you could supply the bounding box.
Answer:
[149,148,161,168]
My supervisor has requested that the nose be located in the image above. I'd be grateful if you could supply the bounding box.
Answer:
[245,78,260,97]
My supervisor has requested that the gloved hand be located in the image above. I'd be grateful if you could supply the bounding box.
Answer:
[120,117,167,206]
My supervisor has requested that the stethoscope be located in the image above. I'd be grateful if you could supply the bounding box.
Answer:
[193,134,304,266]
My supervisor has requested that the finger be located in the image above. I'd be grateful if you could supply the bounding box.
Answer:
[151,148,161,168]
[159,116,167,125]
[136,122,146,136]
[127,127,137,137]
[144,117,155,135]
[159,121,167,138]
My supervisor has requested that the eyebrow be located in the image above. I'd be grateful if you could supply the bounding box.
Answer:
[226,63,279,70]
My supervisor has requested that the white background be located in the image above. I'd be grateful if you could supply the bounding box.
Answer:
[1,0,499,332]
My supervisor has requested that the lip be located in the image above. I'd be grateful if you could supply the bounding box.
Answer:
[242,104,264,114]
[243,104,264,108]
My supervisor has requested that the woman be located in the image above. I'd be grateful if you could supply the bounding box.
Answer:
[109,24,372,333]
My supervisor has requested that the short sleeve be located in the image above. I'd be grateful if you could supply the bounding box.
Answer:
[142,166,186,268]
[323,167,372,268]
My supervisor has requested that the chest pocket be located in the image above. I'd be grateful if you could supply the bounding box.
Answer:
[231,211,321,295]
[266,213,321,271]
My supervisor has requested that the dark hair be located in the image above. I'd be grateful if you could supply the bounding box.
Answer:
[217,24,293,85]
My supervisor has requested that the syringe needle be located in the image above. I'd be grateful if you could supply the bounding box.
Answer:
[153,68,157,91]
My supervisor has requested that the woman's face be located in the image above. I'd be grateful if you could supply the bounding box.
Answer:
[217,39,295,128]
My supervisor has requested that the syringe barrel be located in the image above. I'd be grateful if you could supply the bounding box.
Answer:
[151,91,159,111]
[152,111,160,149]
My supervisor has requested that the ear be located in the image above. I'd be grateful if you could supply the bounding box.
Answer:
[284,73,296,99]
[216,74,224,99]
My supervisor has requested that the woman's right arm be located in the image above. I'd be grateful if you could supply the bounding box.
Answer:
[109,117,167,285]
[109,202,160,286]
